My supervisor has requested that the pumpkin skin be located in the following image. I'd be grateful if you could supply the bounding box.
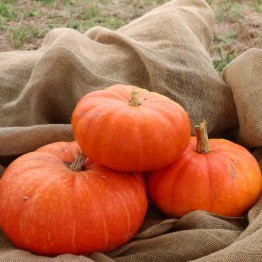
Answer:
[0,141,148,256]
[71,84,191,172]
[147,124,262,218]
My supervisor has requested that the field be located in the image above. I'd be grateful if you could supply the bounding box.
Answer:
[0,0,261,72]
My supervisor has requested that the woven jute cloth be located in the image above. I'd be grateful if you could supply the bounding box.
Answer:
[0,0,262,261]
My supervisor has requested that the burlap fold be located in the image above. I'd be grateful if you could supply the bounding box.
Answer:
[0,0,262,261]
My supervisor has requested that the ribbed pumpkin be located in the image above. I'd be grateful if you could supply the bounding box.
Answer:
[147,121,262,218]
[0,141,148,256]
[71,84,191,172]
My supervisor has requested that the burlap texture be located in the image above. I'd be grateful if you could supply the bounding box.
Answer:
[0,0,262,261]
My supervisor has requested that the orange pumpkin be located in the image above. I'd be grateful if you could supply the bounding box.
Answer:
[72,84,191,172]
[0,141,148,256]
[147,121,262,218]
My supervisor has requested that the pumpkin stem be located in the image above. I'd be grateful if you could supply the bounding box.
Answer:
[195,120,211,154]
[129,88,141,106]
[70,153,86,172]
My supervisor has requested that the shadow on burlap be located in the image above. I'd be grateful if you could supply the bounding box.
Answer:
[0,0,262,261]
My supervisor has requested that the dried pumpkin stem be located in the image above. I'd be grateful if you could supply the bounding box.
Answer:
[129,88,141,106]
[70,153,86,172]
[195,120,211,154]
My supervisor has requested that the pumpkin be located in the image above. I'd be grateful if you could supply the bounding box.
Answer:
[71,84,191,172]
[0,141,148,256]
[147,121,262,218]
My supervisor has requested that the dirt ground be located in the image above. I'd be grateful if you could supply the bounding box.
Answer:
[211,0,262,58]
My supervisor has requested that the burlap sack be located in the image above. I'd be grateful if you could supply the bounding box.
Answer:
[0,0,262,261]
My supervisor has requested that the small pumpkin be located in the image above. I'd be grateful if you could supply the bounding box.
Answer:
[0,141,148,256]
[147,121,262,218]
[71,84,191,172]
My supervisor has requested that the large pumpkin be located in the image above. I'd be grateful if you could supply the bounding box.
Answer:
[71,84,191,172]
[147,121,262,218]
[0,141,148,256]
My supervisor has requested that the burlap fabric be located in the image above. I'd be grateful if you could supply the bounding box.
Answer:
[0,0,262,261]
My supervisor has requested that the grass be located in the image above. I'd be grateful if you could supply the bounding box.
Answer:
[0,0,261,72]
[215,1,245,23]
[0,3,17,23]
[10,26,47,49]
[210,0,262,71]
[212,48,236,73]
[0,0,170,50]
[249,0,262,12]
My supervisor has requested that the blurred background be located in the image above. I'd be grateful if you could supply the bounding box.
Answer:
[0,0,261,72]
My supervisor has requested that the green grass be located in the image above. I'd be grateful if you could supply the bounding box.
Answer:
[23,10,41,18]
[215,1,245,23]
[250,0,262,12]
[79,6,100,20]
[205,0,213,5]
[10,26,47,49]
[212,48,236,73]
[212,31,238,53]
[0,3,17,19]
[1,0,161,50]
